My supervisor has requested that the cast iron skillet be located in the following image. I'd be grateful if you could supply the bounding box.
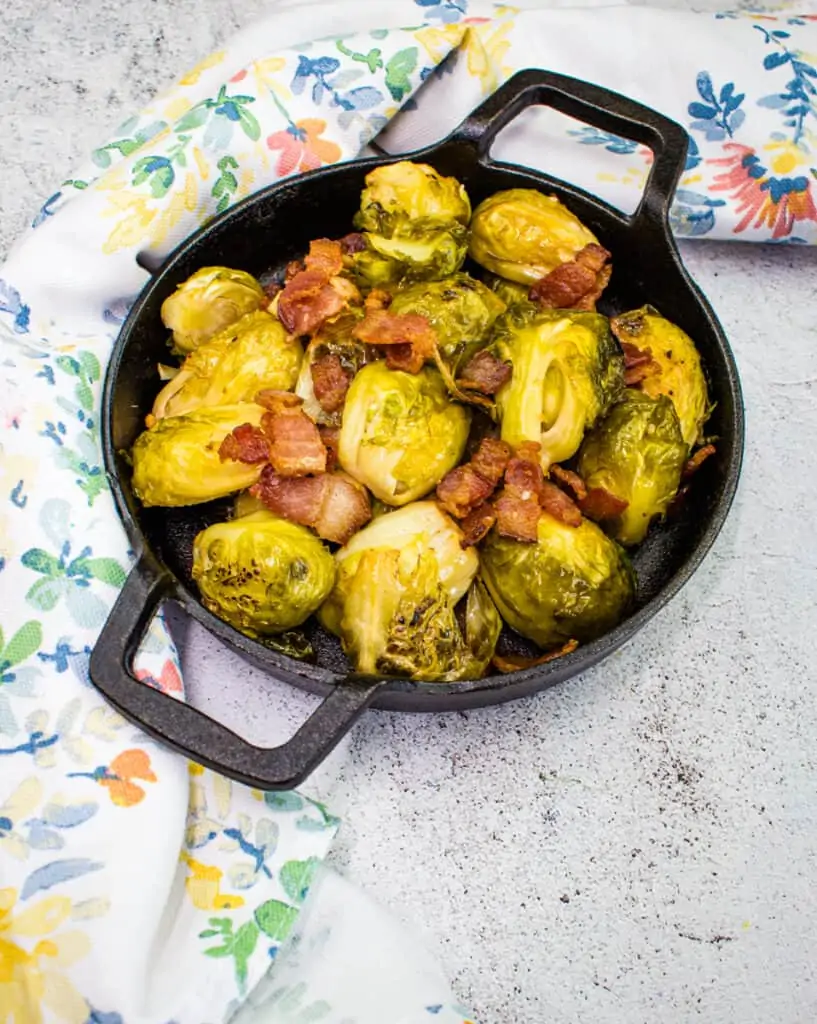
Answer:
[90,70,744,791]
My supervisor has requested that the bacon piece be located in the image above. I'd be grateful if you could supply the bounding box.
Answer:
[682,443,716,480]
[469,437,512,487]
[319,426,340,472]
[339,232,366,255]
[303,238,344,278]
[218,423,270,464]
[364,288,392,312]
[262,279,282,304]
[491,639,579,674]
[278,239,355,337]
[457,350,512,395]
[579,486,629,521]
[460,502,496,548]
[262,409,326,477]
[529,243,611,311]
[504,451,546,502]
[620,341,662,386]
[493,492,541,543]
[539,480,582,527]
[310,354,352,414]
[251,468,370,544]
[255,389,303,413]
[285,259,304,281]
[550,464,587,502]
[353,309,437,374]
[436,466,494,519]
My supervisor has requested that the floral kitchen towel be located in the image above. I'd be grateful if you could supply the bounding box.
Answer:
[1,1,817,1022]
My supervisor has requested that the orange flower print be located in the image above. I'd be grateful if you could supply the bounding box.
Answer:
[136,657,183,696]
[68,748,157,807]
[266,118,342,177]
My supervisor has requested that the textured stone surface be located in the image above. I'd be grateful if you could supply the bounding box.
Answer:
[3,3,817,1023]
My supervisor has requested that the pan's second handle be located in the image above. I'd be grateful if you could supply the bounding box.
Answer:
[89,554,385,790]
[448,69,690,233]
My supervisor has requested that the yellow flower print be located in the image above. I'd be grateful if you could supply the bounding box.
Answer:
[0,888,91,1024]
[101,171,199,254]
[163,96,193,123]
[414,24,467,65]
[764,137,812,175]
[462,19,515,95]
[178,49,226,87]
[0,778,43,861]
[180,852,245,911]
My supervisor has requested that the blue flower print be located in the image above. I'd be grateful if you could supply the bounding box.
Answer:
[688,72,745,141]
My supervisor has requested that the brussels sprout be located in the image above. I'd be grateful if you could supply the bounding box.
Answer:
[469,189,598,285]
[192,511,335,637]
[132,403,266,507]
[294,308,373,425]
[388,273,506,373]
[161,266,265,355]
[484,272,532,309]
[233,490,266,519]
[338,361,470,505]
[151,311,302,422]
[481,514,635,649]
[577,389,687,546]
[611,306,710,450]
[319,502,495,679]
[490,309,624,469]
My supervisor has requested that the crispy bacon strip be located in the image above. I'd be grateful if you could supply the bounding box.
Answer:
[311,354,352,414]
[620,341,662,386]
[364,288,392,312]
[459,502,496,548]
[469,437,512,487]
[457,350,512,395]
[353,309,437,374]
[682,443,716,480]
[491,639,579,674]
[436,466,494,519]
[579,486,629,521]
[504,449,546,502]
[550,464,587,502]
[285,259,304,281]
[251,468,370,544]
[529,244,611,311]
[339,232,366,255]
[278,239,355,337]
[304,238,344,278]
[255,389,303,413]
[218,423,270,464]
[493,492,542,542]
[263,409,327,477]
[319,426,340,472]
[539,481,582,527]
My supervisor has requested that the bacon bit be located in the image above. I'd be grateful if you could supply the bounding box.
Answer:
[579,486,629,521]
[470,437,512,487]
[682,443,716,480]
[550,464,587,502]
[262,279,282,304]
[539,480,582,527]
[255,389,303,413]
[263,409,327,477]
[529,244,611,311]
[491,639,579,674]
[315,473,372,544]
[303,238,344,278]
[353,309,437,375]
[620,341,662,386]
[285,259,304,281]
[278,239,356,337]
[436,466,494,519]
[457,350,512,395]
[504,452,546,502]
[218,423,271,464]
[319,426,340,472]
[339,232,367,255]
[460,502,496,548]
[666,483,691,518]
[310,354,352,414]
[493,492,541,542]
[251,468,370,544]
[364,288,392,312]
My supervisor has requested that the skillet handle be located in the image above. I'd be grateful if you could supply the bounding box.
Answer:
[89,553,384,790]
[448,69,689,233]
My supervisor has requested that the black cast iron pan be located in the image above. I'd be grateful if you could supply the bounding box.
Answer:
[90,70,744,790]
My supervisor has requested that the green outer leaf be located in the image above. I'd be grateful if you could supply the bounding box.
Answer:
[26,578,63,612]
[82,558,127,588]
[254,899,299,941]
[385,47,418,102]
[279,857,319,904]
[21,549,62,577]
[1,621,43,668]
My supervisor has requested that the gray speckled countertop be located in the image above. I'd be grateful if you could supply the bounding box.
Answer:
[3,3,817,1022]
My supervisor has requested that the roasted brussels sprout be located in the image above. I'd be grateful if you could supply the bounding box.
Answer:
[577,389,687,546]
[319,501,497,679]
[151,311,302,422]
[490,309,624,469]
[481,514,635,649]
[469,189,598,285]
[611,306,710,449]
[350,161,471,287]
[484,272,532,309]
[161,267,266,355]
[338,361,470,505]
[388,273,506,374]
[192,511,335,637]
[131,403,266,506]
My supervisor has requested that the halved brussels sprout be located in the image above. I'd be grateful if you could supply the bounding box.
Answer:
[131,403,266,506]
[338,361,470,505]
[611,306,710,450]
[469,189,598,285]
[481,514,635,649]
[318,501,496,679]
[161,266,265,355]
[388,273,506,374]
[192,511,335,637]
[490,309,624,469]
[151,310,302,422]
[577,389,687,546]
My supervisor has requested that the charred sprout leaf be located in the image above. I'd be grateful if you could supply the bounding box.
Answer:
[318,502,491,679]
[481,514,635,650]
[389,273,506,374]
[151,310,303,422]
[469,189,598,285]
[192,511,335,637]
[490,310,624,470]
[611,306,710,449]
[338,361,470,505]
[161,266,265,355]
[577,389,687,546]
[132,403,267,506]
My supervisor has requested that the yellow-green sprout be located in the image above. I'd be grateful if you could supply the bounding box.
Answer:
[490,309,624,469]
[338,361,470,505]
[131,403,266,507]
[481,514,635,650]
[469,189,598,285]
[192,511,335,637]
[611,306,710,449]
[151,310,302,422]
[161,266,266,355]
[319,501,499,679]
[483,272,533,309]
[577,390,687,546]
